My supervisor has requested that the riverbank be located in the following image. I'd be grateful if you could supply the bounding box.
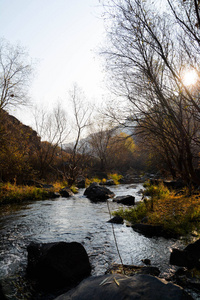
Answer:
[0,182,80,205]
[0,174,123,205]
[0,182,51,204]
[114,182,200,237]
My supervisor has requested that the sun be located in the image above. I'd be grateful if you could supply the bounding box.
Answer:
[182,69,198,86]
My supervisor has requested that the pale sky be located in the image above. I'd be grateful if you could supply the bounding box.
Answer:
[0,0,107,125]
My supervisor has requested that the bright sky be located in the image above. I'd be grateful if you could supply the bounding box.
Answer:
[0,0,107,126]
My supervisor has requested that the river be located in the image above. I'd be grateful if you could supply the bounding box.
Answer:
[0,183,183,299]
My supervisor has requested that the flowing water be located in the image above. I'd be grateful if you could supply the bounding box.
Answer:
[0,183,184,298]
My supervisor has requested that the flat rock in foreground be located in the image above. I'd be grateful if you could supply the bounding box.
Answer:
[54,274,193,300]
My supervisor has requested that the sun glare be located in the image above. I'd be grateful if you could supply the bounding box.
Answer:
[182,69,198,86]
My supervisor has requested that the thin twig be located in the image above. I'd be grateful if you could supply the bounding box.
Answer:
[106,199,125,275]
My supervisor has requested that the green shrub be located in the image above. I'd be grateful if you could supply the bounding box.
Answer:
[143,181,170,199]
[113,202,147,224]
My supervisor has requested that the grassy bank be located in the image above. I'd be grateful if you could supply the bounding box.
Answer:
[0,181,80,205]
[0,174,122,205]
[0,182,51,204]
[114,182,200,237]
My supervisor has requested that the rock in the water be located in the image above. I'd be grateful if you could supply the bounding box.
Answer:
[100,179,115,186]
[132,223,178,238]
[84,182,115,201]
[170,238,200,269]
[59,187,74,198]
[27,241,91,291]
[113,195,135,205]
[48,191,60,198]
[54,274,193,300]
[141,258,151,265]
[77,179,85,188]
[132,223,164,237]
[105,179,115,185]
[107,215,124,224]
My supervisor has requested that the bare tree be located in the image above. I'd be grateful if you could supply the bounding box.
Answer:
[65,84,93,185]
[166,0,200,117]
[101,0,200,185]
[0,38,33,110]
[33,103,70,179]
[88,115,117,171]
[168,0,200,50]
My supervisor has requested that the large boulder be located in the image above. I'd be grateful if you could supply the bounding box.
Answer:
[54,274,193,300]
[170,238,200,269]
[84,182,115,201]
[27,241,91,291]
[113,195,135,205]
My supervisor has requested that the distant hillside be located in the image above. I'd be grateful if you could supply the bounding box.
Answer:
[0,109,42,182]
[0,109,41,147]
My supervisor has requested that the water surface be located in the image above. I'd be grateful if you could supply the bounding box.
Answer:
[0,183,183,298]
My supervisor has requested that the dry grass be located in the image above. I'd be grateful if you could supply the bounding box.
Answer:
[114,182,200,236]
[0,182,50,204]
